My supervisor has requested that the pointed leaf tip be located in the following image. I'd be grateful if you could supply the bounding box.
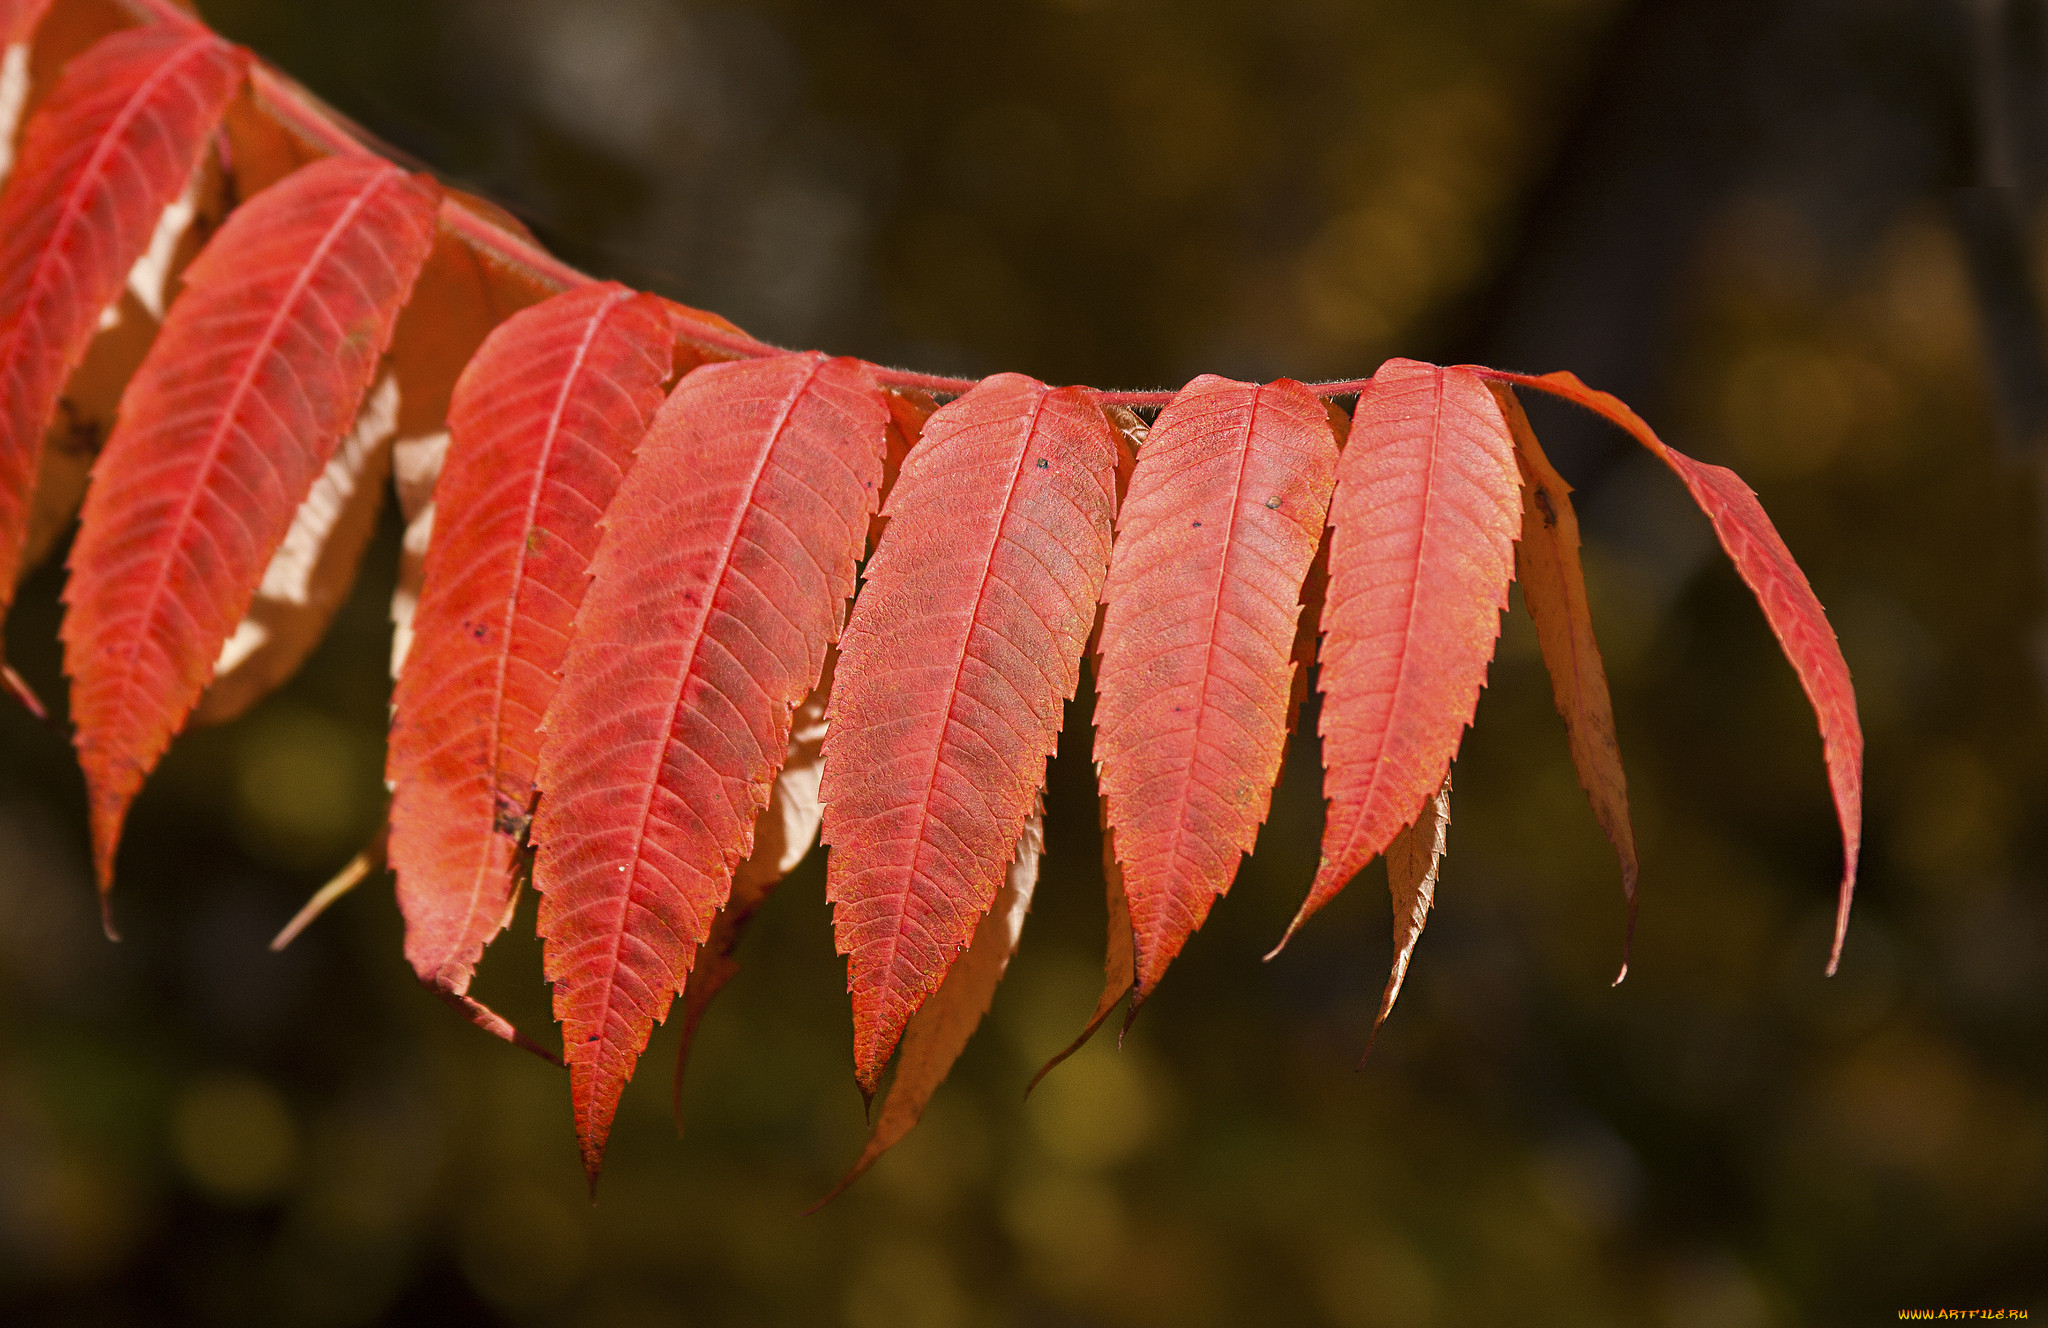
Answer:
[1368,774,1450,1058]
[1028,826,1136,1097]
[813,816,1041,1210]
[1,663,44,720]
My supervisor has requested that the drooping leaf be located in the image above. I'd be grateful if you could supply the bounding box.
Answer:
[822,373,1119,1096]
[534,351,888,1180]
[0,22,246,619]
[270,807,387,952]
[1487,383,1639,981]
[1026,808,1132,1094]
[1094,375,1338,1004]
[1277,360,1519,949]
[386,282,675,1048]
[1371,772,1450,1052]
[814,813,1042,1207]
[62,153,440,905]
[1479,367,1862,972]
[673,653,835,1130]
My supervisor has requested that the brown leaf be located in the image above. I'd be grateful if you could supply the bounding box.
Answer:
[812,812,1042,1209]
[1488,383,1639,981]
[1026,810,1133,1095]
[671,651,836,1130]
[1371,772,1450,1053]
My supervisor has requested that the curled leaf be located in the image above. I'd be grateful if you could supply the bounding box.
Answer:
[1478,367,1862,972]
[193,371,398,725]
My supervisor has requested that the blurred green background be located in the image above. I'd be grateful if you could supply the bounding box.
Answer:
[3,0,2045,1323]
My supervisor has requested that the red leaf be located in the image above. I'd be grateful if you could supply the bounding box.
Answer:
[0,23,245,615]
[533,351,888,1181]
[1489,383,1639,981]
[671,390,934,1122]
[1477,367,1862,972]
[62,154,440,907]
[1278,360,1519,948]
[0,0,49,44]
[822,373,1119,1095]
[387,282,675,1043]
[199,209,550,726]
[1094,374,1338,1004]
[814,813,1042,1208]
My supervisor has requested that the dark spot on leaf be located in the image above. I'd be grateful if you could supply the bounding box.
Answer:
[1266,496,1283,509]
[587,1034,599,1042]
[1191,520,1202,528]
[493,797,530,840]
[1534,489,1558,528]
[1036,459,1049,468]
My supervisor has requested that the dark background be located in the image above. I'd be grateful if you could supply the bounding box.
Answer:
[3,0,2045,1324]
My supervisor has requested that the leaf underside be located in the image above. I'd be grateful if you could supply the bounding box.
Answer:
[673,651,837,1132]
[1094,373,1338,1005]
[0,22,244,613]
[388,282,676,1038]
[1372,773,1451,1051]
[535,351,887,1179]
[815,813,1043,1209]
[822,373,1119,1096]
[1489,383,1639,981]
[1284,359,1520,947]
[62,152,439,902]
